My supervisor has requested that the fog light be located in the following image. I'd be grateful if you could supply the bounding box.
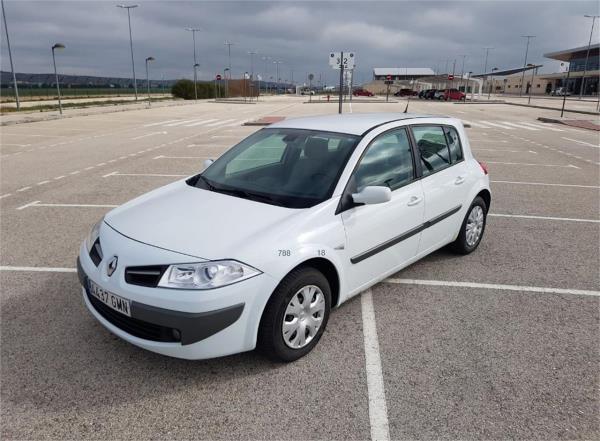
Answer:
[172,329,181,341]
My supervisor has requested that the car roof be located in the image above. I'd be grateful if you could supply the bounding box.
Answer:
[268,113,453,136]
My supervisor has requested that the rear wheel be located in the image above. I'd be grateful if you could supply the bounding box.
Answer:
[452,196,487,254]
[257,267,331,362]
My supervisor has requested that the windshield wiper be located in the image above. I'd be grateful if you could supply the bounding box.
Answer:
[196,175,217,191]
[216,187,278,204]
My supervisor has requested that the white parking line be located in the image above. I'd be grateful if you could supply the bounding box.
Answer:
[131,131,167,140]
[0,266,77,273]
[491,180,599,189]
[16,201,118,210]
[16,186,31,192]
[486,161,579,169]
[473,148,536,153]
[519,122,564,132]
[102,171,187,178]
[165,119,206,127]
[561,137,599,149]
[0,193,12,199]
[479,121,515,130]
[153,155,208,160]
[490,213,599,223]
[361,290,391,441]
[384,278,600,297]
[501,122,539,131]
[184,119,219,127]
[205,119,237,127]
[143,119,181,127]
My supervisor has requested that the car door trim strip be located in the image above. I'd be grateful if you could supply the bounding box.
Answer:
[350,205,462,264]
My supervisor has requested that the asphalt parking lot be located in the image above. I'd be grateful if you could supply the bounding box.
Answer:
[1,96,599,440]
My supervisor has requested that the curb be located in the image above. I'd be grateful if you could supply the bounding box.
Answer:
[537,117,600,131]
[505,101,599,116]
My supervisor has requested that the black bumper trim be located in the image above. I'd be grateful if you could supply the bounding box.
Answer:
[77,257,245,345]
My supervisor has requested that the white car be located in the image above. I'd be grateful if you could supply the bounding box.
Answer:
[78,113,490,362]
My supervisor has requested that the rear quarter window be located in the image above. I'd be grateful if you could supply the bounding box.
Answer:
[444,126,464,163]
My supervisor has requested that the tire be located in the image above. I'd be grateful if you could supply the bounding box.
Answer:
[257,267,331,362]
[452,196,487,254]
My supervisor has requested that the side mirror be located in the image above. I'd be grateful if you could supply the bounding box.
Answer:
[352,186,392,205]
[203,159,214,171]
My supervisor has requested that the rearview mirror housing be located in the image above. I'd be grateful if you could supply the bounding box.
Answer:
[352,186,392,205]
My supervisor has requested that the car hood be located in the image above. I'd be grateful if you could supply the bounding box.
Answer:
[104,180,298,260]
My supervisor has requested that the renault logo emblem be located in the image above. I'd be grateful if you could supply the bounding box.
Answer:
[107,256,118,277]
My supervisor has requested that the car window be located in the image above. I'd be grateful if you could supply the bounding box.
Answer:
[353,128,414,192]
[444,126,463,163]
[412,126,451,176]
[225,133,287,175]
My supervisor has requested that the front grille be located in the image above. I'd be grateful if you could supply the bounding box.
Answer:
[89,239,103,266]
[87,290,180,343]
[125,265,168,287]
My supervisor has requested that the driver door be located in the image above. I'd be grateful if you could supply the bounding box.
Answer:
[340,127,425,293]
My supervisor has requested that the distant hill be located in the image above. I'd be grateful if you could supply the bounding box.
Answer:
[0,71,176,88]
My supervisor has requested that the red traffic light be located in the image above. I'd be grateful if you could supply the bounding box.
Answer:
[216,74,222,80]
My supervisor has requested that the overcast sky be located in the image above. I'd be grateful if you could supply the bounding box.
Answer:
[1,0,598,85]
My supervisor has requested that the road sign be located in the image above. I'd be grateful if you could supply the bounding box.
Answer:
[448,74,454,80]
[386,75,392,81]
[329,51,355,70]
[308,73,314,81]
[216,74,222,80]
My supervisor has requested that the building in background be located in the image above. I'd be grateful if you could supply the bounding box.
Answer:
[372,68,435,81]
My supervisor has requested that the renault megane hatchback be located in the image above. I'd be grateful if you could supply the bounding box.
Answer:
[78,113,491,362]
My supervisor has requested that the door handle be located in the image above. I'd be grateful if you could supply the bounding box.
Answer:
[407,196,423,206]
[454,176,466,185]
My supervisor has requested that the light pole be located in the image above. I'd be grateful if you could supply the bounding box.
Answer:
[561,63,571,118]
[273,60,282,94]
[580,15,599,98]
[224,40,234,97]
[458,54,466,92]
[467,71,473,100]
[1,0,19,109]
[482,46,493,99]
[185,27,201,100]
[526,63,536,105]
[145,56,154,106]
[223,67,230,98]
[261,56,271,95]
[519,35,535,97]
[51,43,65,115]
[117,4,139,100]
[248,51,257,100]
[193,63,199,99]
[488,67,498,99]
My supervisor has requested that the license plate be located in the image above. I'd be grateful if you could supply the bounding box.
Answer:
[88,280,131,317]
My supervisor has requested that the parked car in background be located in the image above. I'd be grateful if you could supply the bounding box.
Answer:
[443,89,466,101]
[418,89,431,99]
[394,88,418,97]
[433,90,446,100]
[353,89,374,97]
[551,87,570,96]
[424,89,438,99]
[78,113,490,362]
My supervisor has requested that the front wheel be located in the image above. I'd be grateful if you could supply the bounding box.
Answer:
[452,196,487,254]
[257,267,331,362]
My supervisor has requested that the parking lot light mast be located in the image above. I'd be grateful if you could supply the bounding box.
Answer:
[261,56,271,94]
[527,63,536,105]
[488,67,498,99]
[145,56,154,106]
[185,27,201,101]
[51,43,65,115]
[116,4,139,100]
[519,35,535,97]
[482,46,493,99]
[580,15,599,98]
[458,54,467,91]
[1,0,19,109]
[273,60,282,94]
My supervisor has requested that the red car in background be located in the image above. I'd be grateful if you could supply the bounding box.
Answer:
[443,88,466,101]
[353,89,374,97]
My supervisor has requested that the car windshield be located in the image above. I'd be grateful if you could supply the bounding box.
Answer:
[188,128,360,208]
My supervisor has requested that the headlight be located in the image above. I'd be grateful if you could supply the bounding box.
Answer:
[158,260,261,290]
[86,218,103,253]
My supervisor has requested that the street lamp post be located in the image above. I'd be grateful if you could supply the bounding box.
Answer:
[223,67,230,99]
[458,54,466,92]
[117,4,139,100]
[482,47,493,99]
[145,56,154,106]
[51,43,65,115]
[193,63,199,99]
[273,60,282,94]
[519,35,535,97]
[467,71,473,101]
[561,64,571,118]
[488,67,498,99]
[185,27,201,101]
[224,40,234,97]
[248,51,257,100]
[1,0,19,109]
[261,56,270,95]
[527,63,535,105]
[580,14,599,98]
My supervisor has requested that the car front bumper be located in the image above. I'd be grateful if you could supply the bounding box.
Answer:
[78,224,279,360]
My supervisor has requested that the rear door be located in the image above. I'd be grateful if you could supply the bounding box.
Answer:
[340,127,424,292]
[412,124,471,254]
